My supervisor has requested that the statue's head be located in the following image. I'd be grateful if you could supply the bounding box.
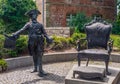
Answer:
[93,16,102,22]
[25,9,41,21]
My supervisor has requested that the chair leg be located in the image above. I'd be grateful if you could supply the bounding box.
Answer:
[105,60,111,75]
[78,54,81,66]
[86,58,89,66]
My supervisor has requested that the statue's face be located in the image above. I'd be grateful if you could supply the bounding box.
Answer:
[30,14,37,20]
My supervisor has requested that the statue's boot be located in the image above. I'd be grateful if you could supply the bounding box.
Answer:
[38,64,47,77]
[38,70,48,77]
[31,67,37,73]
[32,54,38,73]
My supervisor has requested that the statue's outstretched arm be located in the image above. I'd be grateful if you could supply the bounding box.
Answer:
[13,23,29,36]
[13,23,29,39]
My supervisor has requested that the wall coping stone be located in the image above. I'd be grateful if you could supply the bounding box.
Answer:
[4,52,120,70]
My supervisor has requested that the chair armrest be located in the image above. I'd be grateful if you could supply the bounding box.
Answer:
[107,39,114,54]
[76,38,87,51]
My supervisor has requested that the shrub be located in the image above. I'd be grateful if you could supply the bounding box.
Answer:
[51,35,71,50]
[8,35,28,57]
[112,21,120,35]
[70,33,87,49]
[0,35,28,58]
[112,8,120,35]
[71,33,86,44]
[0,34,119,58]
[70,33,120,50]
[16,35,28,53]
[69,12,91,33]
[111,34,120,49]
[8,50,18,58]
[0,59,7,72]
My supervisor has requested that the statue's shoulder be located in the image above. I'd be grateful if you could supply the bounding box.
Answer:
[37,22,42,25]
[37,22,43,27]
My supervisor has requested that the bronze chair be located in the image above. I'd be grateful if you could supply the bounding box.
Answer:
[77,18,113,75]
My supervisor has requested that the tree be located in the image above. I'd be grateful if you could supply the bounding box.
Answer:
[0,0,36,33]
[112,0,120,35]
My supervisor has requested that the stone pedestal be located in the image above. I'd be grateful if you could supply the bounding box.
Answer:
[65,64,120,84]
[73,66,105,80]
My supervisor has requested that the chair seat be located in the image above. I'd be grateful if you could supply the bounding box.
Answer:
[78,49,109,60]
[79,49,108,55]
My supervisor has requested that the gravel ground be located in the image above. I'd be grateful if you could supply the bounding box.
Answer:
[0,61,120,84]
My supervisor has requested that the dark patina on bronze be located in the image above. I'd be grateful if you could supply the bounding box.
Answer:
[74,17,113,80]
[4,9,52,77]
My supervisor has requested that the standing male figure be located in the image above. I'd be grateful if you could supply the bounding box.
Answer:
[12,9,52,77]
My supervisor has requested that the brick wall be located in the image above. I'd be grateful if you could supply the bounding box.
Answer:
[36,0,43,23]
[45,0,116,27]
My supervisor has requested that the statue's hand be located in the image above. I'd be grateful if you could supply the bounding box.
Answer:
[49,38,53,44]
[46,37,53,44]
[11,34,19,40]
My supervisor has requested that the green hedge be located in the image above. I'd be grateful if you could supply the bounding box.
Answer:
[111,34,120,49]
[0,33,120,58]
[71,33,120,50]
[51,35,71,50]
[0,35,28,58]
[0,59,7,72]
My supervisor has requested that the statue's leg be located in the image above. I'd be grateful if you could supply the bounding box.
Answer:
[32,54,38,72]
[30,45,38,72]
[38,52,47,77]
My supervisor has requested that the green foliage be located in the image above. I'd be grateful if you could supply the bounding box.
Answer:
[0,59,7,72]
[70,33,87,49]
[8,35,28,57]
[112,18,120,35]
[69,12,91,33]
[0,35,7,58]
[0,19,5,34]
[0,35,28,58]
[0,0,36,33]
[113,0,120,35]
[16,35,28,54]
[71,33,86,44]
[117,0,120,10]
[8,50,17,57]
[71,33,120,50]
[0,34,119,58]
[51,35,70,50]
[111,34,120,49]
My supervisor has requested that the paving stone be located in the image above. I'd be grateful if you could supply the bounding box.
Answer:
[0,61,120,84]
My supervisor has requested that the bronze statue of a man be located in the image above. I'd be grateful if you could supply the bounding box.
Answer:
[12,9,52,77]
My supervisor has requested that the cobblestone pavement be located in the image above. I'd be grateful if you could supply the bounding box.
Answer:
[0,61,120,84]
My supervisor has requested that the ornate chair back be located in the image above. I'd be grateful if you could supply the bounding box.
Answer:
[85,20,112,49]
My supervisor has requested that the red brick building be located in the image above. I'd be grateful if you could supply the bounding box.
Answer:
[37,0,117,27]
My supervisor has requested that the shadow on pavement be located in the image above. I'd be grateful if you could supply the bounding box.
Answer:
[21,73,65,84]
